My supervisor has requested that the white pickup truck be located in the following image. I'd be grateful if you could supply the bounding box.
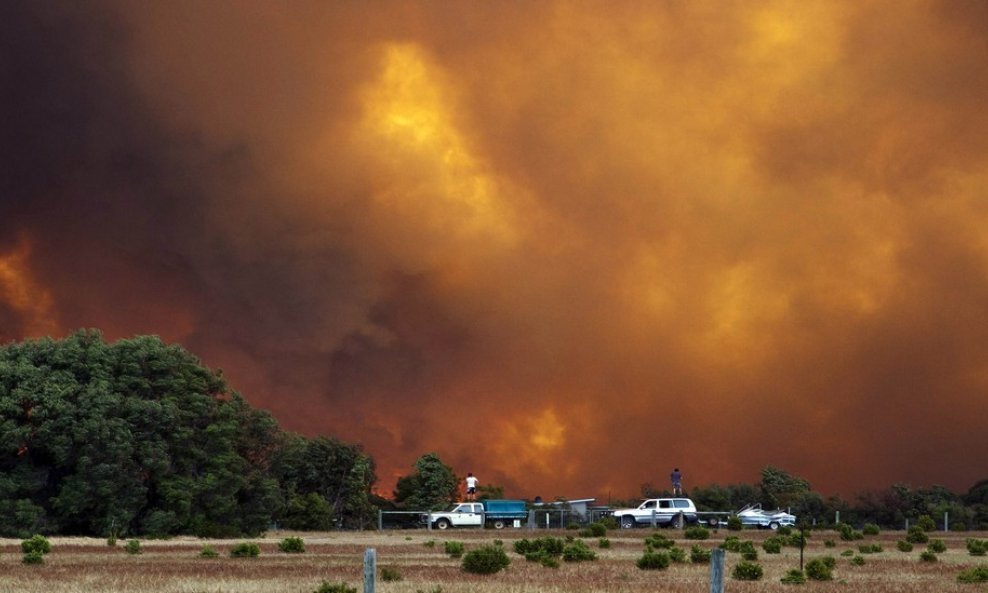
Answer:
[610,497,699,529]
[421,500,528,529]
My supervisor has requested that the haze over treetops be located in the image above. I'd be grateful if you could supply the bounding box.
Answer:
[2,1,987,500]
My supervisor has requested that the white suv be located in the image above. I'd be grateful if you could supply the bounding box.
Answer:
[610,498,699,528]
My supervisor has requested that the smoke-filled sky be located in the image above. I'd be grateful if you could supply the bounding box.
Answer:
[3,1,988,502]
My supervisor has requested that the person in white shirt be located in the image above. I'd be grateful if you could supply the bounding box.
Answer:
[465,473,478,501]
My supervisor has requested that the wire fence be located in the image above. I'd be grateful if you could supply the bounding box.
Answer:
[378,508,613,530]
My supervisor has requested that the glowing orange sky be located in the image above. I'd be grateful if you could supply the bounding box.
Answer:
[3,1,988,501]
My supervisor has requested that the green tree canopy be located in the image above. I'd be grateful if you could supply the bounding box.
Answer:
[393,452,458,511]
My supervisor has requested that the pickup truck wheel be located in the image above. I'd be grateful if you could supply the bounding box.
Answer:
[436,518,451,530]
[620,516,636,529]
[769,521,780,530]
[492,519,506,529]
[707,517,720,527]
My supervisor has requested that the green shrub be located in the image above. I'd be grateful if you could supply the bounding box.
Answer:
[927,539,946,554]
[21,535,51,555]
[726,516,743,531]
[967,538,988,556]
[539,554,560,568]
[732,560,763,581]
[824,539,836,548]
[780,569,806,584]
[514,537,564,557]
[850,555,866,566]
[668,546,688,563]
[837,523,863,541]
[598,537,610,549]
[279,537,306,554]
[920,550,938,563]
[778,526,793,536]
[380,567,402,582]
[897,540,913,552]
[739,540,758,561]
[562,539,596,562]
[841,549,854,557]
[444,541,465,559]
[858,543,882,554]
[763,537,783,554]
[230,542,260,558]
[690,545,711,563]
[22,551,45,565]
[821,555,837,568]
[787,531,808,547]
[721,536,742,552]
[645,533,675,549]
[805,558,833,581]
[462,544,510,574]
[598,516,619,530]
[636,550,670,570]
[423,540,436,548]
[862,523,880,536]
[583,522,607,537]
[125,539,142,555]
[107,534,118,547]
[199,545,219,558]
[906,525,929,544]
[957,565,988,583]
[314,581,357,593]
[684,526,710,540]
[916,515,936,531]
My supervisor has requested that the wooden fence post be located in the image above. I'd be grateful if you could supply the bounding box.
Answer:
[709,548,725,593]
[364,548,376,593]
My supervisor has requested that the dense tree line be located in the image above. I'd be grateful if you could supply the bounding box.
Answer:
[0,331,376,537]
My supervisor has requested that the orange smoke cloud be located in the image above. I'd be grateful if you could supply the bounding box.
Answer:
[5,0,988,501]
[0,236,60,339]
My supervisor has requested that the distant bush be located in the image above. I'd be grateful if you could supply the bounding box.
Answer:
[739,540,758,561]
[514,537,564,559]
[841,549,854,557]
[423,540,435,548]
[805,558,833,581]
[858,543,882,554]
[762,537,783,554]
[314,581,356,593]
[780,569,806,584]
[598,537,610,549]
[726,516,743,531]
[778,526,793,536]
[906,525,929,544]
[645,533,675,549]
[199,545,219,558]
[444,541,465,559]
[957,565,988,583]
[380,567,402,582]
[668,546,688,563]
[690,545,711,563]
[850,555,866,566]
[824,539,836,548]
[684,526,710,540]
[125,539,142,555]
[279,537,305,554]
[636,550,670,570]
[920,550,938,563]
[927,539,946,554]
[897,541,914,553]
[230,542,260,558]
[967,538,988,556]
[862,523,880,536]
[22,551,45,565]
[562,539,596,562]
[838,523,863,541]
[462,544,510,574]
[598,516,619,530]
[916,515,936,531]
[21,535,51,556]
[732,560,763,581]
[721,536,742,552]
[586,522,608,537]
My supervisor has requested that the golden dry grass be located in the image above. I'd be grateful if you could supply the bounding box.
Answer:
[1,529,986,593]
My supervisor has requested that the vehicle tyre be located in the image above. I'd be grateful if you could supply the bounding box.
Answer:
[708,517,720,527]
[436,518,451,530]
[769,521,780,530]
[621,516,636,529]
[492,519,506,529]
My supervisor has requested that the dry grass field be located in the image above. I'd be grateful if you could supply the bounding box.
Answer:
[2,529,987,593]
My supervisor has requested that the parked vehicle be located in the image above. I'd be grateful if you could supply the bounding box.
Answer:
[736,503,796,529]
[610,498,699,528]
[421,499,528,529]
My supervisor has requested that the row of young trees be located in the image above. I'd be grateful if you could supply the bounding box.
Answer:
[0,330,376,537]
[2,332,986,537]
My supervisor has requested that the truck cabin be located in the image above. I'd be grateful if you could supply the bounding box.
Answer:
[449,503,483,513]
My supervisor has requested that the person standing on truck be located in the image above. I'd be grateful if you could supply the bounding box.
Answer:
[465,473,478,501]
[671,468,683,496]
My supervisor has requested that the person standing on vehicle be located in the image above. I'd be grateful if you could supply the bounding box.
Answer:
[671,468,683,496]
[465,473,478,501]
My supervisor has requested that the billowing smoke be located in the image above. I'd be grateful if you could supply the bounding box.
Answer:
[3,1,987,500]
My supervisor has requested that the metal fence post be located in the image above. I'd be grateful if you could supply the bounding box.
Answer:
[364,548,376,593]
[944,512,949,532]
[528,510,535,530]
[377,510,382,531]
[709,548,724,593]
